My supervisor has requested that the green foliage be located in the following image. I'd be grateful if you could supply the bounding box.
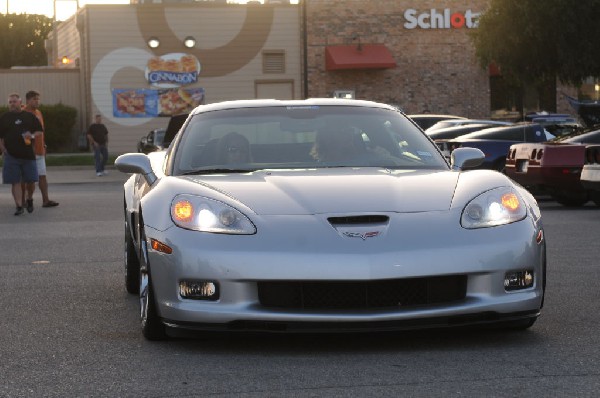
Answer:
[0,13,54,68]
[0,103,77,152]
[471,0,600,87]
[39,104,78,152]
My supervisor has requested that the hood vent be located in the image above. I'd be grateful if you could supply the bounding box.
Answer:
[328,215,389,225]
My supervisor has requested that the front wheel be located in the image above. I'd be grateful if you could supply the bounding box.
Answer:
[139,223,167,341]
[498,317,537,330]
[124,215,140,294]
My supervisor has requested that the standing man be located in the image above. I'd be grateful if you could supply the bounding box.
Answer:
[87,114,109,177]
[23,90,59,208]
[0,93,43,215]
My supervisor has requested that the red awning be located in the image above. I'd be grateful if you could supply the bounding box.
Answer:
[325,44,396,71]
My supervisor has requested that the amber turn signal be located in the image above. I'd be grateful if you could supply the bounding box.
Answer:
[173,200,193,222]
[151,238,172,254]
[501,193,520,211]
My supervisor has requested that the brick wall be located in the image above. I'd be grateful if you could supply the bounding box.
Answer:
[305,0,499,118]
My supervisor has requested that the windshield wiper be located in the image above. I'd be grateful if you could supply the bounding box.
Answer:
[181,168,257,175]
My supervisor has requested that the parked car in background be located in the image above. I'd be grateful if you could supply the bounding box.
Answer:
[524,113,583,138]
[427,123,500,141]
[407,114,466,130]
[426,119,513,132]
[136,114,189,154]
[580,144,600,205]
[439,123,549,171]
[137,128,166,154]
[162,113,189,148]
[565,95,600,128]
[115,98,545,340]
[506,128,600,206]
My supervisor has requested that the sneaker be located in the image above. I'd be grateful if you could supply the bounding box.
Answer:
[42,200,59,208]
[102,170,109,175]
[26,199,34,213]
[96,172,103,177]
[14,206,24,216]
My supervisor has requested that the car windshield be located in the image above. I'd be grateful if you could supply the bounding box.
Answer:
[171,105,448,175]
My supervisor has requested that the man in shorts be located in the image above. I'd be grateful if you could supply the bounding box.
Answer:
[22,90,59,208]
[0,93,43,215]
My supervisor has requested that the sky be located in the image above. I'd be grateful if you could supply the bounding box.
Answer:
[1,0,279,22]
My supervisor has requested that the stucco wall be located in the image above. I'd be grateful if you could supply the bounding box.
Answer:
[70,3,303,154]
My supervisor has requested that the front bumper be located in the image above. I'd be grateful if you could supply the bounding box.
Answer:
[144,210,545,332]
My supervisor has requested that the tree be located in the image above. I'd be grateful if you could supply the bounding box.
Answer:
[0,13,54,69]
[471,0,600,87]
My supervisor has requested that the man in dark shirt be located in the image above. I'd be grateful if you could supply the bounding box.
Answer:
[87,114,110,177]
[0,93,43,215]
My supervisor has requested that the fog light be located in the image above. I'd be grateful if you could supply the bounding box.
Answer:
[504,270,534,291]
[179,280,219,300]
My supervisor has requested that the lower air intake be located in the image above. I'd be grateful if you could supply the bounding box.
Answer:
[258,275,467,310]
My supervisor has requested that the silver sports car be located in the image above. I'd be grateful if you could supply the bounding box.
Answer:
[116,99,546,340]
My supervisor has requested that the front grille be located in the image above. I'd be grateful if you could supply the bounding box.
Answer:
[258,275,467,310]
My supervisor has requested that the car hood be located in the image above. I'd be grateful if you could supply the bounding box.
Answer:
[178,168,460,215]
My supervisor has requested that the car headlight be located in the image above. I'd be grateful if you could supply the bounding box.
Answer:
[461,187,527,229]
[171,194,256,234]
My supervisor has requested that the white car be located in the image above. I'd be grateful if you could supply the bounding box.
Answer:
[116,99,546,340]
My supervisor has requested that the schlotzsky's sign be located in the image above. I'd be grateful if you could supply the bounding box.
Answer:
[404,9,480,29]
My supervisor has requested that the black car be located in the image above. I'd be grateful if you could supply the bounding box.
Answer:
[427,123,500,141]
[137,128,166,154]
[136,113,189,154]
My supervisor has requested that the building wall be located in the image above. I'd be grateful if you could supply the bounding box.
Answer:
[0,69,82,139]
[1,1,583,155]
[60,3,303,154]
[305,0,491,117]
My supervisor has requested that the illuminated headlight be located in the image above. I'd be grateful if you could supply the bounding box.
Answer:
[171,194,256,234]
[179,280,219,300]
[461,187,526,229]
[504,270,534,291]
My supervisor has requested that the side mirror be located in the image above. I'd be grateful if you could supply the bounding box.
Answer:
[450,147,485,171]
[115,153,157,185]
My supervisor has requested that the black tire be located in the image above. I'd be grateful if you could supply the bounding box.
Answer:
[139,221,167,341]
[125,213,140,294]
[590,191,600,207]
[499,317,537,330]
[494,158,506,174]
[141,273,167,341]
[551,190,588,207]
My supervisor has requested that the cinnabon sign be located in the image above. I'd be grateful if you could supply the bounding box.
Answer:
[404,9,480,29]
